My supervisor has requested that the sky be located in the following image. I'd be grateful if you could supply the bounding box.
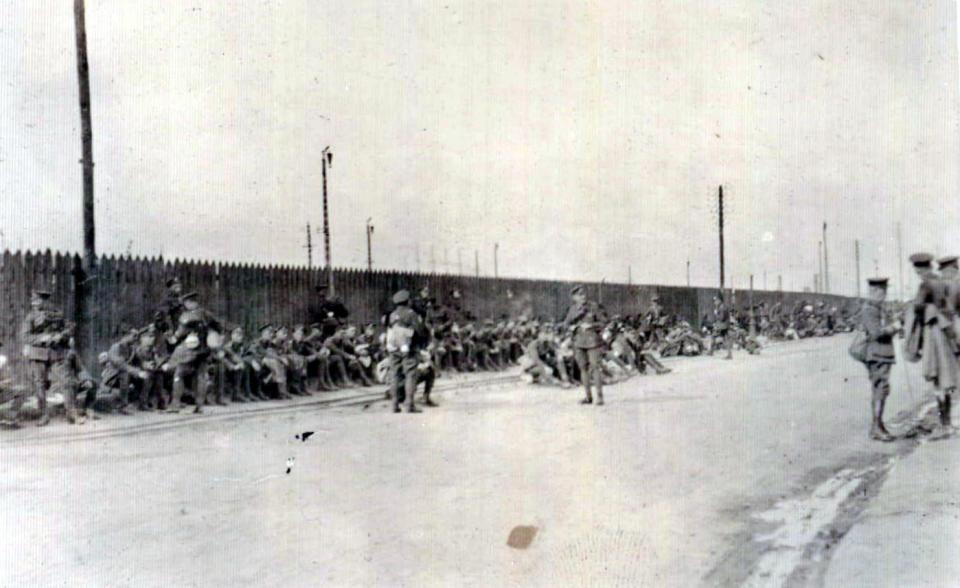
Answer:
[1,0,959,298]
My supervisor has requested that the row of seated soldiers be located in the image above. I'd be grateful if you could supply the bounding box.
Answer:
[90,289,554,414]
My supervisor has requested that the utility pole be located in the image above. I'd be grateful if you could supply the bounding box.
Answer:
[474,250,479,278]
[817,241,823,293]
[321,146,333,293]
[73,0,96,366]
[822,221,830,294]
[854,239,861,298]
[306,223,313,269]
[718,185,725,292]
[494,243,499,279]
[896,222,905,301]
[365,218,373,271]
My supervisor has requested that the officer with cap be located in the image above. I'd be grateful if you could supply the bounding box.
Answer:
[562,285,608,405]
[908,252,958,438]
[18,290,83,426]
[860,278,902,441]
[307,284,350,341]
[386,289,426,413]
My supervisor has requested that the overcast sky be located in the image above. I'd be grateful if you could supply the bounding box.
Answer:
[1,0,959,297]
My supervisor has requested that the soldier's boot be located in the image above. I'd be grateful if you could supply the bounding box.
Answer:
[869,393,894,441]
[36,393,50,426]
[358,370,375,387]
[276,381,293,400]
[594,369,605,406]
[579,382,593,405]
[405,377,421,413]
[165,377,185,413]
[932,393,956,439]
[422,382,437,407]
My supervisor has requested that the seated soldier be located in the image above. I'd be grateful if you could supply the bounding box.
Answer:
[519,328,563,386]
[100,328,149,415]
[219,326,259,402]
[247,324,293,400]
[275,326,309,396]
[130,325,165,410]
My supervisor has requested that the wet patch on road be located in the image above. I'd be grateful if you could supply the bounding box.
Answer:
[705,401,936,587]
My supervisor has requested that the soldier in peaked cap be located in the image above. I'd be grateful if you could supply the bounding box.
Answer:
[308,284,350,341]
[386,289,427,413]
[562,285,608,405]
[18,290,85,426]
[859,278,902,441]
[907,252,959,438]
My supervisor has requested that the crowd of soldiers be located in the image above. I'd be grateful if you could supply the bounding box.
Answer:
[0,275,855,427]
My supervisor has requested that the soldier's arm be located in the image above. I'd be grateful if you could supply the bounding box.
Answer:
[107,342,137,374]
[21,314,54,346]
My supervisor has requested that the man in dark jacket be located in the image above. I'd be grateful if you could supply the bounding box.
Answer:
[860,278,902,441]
[307,285,349,341]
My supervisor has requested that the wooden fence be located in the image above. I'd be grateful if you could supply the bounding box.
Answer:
[0,250,856,379]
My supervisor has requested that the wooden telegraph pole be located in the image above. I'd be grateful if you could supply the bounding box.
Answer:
[718,186,725,293]
[73,0,96,364]
[321,146,333,293]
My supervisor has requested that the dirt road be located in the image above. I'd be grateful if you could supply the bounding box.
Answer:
[0,336,930,587]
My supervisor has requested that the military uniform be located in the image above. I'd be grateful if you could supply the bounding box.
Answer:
[164,292,222,412]
[562,286,608,405]
[307,285,350,341]
[19,291,81,426]
[860,278,900,441]
[386,290,426,413]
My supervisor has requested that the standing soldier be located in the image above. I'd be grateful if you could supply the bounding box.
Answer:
[562,285,608,406]
[906,252,959,439]
[163,292,222,413]
[386,290,425,413]
[935,255,960,437]
[307,285,350,341]
[19,290,82,426]
[709,295,734,360]
[859,278,901,441]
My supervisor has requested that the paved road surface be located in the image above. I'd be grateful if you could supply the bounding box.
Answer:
[0,336,930,587]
